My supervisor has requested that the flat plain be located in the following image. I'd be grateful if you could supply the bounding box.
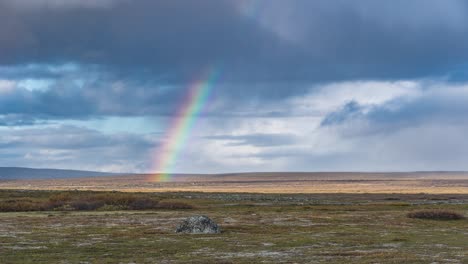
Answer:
[0,172,467,263]
[1,172,468,193]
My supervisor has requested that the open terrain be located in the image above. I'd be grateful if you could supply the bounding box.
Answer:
[1,172,468,194]
[0,190,467,263]
[1,172,467,263]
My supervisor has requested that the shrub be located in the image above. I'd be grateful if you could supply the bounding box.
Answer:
[407,209,465,220]
[0,199,41,212]
[70,200,105,211]
[128,198,160,210]
[42,200,67,210]
[98,204,124,211]
[157,201,193,209]
[384,197,401,201]
[90,193,139,206]
[49,192,73,203]
[0,191,193,212]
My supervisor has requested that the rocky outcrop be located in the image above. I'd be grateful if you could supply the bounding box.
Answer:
[175,215,220,234]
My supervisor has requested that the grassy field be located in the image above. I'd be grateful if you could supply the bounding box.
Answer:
[0,190,467,263]
[2,172,468,194]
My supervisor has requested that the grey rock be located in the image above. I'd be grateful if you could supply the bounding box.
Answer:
[175,215,220,234]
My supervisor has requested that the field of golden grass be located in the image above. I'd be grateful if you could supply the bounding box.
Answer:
[1,172,467,194]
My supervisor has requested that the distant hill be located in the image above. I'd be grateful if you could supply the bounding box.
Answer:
[0,167,119,180]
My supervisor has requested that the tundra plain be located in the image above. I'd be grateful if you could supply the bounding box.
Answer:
[0,172,467,263]
[1,172,468,194]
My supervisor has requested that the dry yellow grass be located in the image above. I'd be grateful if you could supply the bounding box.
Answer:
[1,172,467,194]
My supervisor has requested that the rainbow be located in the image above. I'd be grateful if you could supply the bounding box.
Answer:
[152,67,220,182]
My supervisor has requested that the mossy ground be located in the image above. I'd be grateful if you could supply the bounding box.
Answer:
[0,190,467,263]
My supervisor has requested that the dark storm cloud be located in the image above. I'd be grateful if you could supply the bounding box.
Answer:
[0,80,95,118]
[2,0,468,124]
[0,73,305,121]
[1,0,468,82]
[0,70,188,120]
[0,0,296,82]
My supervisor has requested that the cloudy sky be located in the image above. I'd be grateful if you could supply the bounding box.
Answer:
[1,0,468,173]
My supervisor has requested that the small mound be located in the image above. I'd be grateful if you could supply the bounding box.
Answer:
[175,215,220,234]
[407,209,465,220]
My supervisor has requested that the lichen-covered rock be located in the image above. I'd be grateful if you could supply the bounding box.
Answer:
[175,215,220,234]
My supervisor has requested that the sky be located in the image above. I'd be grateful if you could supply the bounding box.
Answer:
[1,0,468,173]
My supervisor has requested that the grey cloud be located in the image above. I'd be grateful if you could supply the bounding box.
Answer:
[208,133,297,147]
[0,0,292,81]
[0,114,38,126]
[2,0,468,124]
[1,0,468,82]
[0,125,154,150]
[4,0,122,10]
[2,1,468,172]
[321,87,468,133]
[0,125,155,172]
[320,101,364,126]
[0,72,310,121]
[239,123,468,172]
[0,71,186,120]
[0,63,83,80]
